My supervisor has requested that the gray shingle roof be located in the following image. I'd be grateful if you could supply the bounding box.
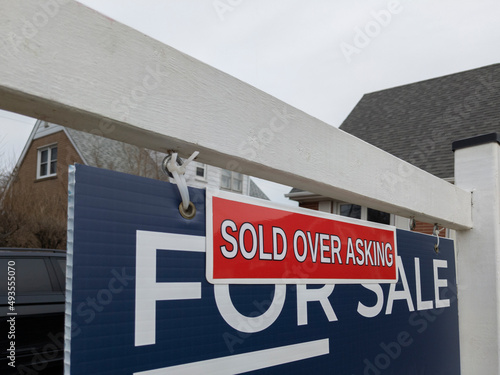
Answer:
[66,127,269,199]
[66,128,164,179]
[249,178,269,200]
[339,63,500,179]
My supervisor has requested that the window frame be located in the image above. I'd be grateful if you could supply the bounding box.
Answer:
[37,144,58,179]
[336,202,393,226]
[339,203,362,219]
[0,257,60,295]
[194,162,207,181]
[220,169,243,193]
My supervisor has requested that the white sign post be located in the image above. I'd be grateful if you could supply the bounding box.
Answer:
[454,134,500,374]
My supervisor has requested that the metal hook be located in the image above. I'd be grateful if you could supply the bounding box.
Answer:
[433,224,443,253]
[162,151,199,219]
[409,216,416,231]
[161,154,183,178]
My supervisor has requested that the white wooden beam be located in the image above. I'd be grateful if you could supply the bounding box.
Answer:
[0,0,472,230]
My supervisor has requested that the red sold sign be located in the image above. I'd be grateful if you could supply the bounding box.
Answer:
[206,190,397,284]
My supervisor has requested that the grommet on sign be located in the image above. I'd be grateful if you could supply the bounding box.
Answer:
[162,151,199,220]
[179,201,196,220]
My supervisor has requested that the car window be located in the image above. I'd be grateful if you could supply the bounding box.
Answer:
[55,258,66,278]
[0,258,54,295]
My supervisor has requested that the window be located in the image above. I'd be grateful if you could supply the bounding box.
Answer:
[55,258,66,278]
[339,203,392,225]
[221,169,243,192]
[340,204,361,219]
[367,208,391,225]
[37,144,57,179]
[195,163,207,180]
[0,258,53,295]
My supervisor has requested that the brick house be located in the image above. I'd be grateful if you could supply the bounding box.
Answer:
[287,63,500,237]
[3,120,267,249]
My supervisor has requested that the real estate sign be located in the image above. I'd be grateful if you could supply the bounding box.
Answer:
[206,190,397,284]
[66,165,460,374]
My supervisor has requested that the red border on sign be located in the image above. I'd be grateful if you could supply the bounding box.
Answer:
[206,190,397,284]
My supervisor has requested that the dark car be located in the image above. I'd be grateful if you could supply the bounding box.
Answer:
[0,248,66,375]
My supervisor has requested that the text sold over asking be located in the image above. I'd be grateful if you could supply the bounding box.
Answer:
[206,191,397,284]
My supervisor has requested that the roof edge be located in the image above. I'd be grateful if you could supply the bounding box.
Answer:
[361,63,500,98]
[63,127,89,165]
[2,119,40,198]
[452,133,500,151]
[11,119,42,173]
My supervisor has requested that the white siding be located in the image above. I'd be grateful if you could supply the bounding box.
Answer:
[33,121,64,140]
[180,163,250,197]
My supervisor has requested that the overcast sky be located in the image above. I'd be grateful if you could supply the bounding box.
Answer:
[1,0,500,202]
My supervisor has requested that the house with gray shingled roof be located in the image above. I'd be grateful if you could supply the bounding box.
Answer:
[287,63,500,236]
[6,120,267,248]
[14,120,269,200]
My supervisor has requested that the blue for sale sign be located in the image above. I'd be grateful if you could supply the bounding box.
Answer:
[66,165,460,374]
